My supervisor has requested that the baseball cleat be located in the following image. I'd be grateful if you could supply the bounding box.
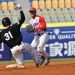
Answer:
[36,63,40,68]
[45,57,50,66]
[40,56,45,65]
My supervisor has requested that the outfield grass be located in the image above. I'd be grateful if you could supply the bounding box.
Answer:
[51,58,75,62]
[0,58,75,64]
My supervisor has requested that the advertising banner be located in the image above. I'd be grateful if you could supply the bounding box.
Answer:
[47,27,75,58]
[21,26,75,59]
[0,43,11,60]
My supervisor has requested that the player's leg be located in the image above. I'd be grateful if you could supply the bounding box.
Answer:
[31,35,44,66]
[37,33,50,65]
[31,35,45,65]
[31,35,39,48]
[23,43,42,67]
[6,45,24,69]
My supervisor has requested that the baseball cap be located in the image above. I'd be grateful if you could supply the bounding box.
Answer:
[29,7,36,12]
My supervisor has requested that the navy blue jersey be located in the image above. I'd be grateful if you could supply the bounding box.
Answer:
[0,10,25,48]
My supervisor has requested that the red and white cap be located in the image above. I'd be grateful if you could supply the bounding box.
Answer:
[29,7,36,12]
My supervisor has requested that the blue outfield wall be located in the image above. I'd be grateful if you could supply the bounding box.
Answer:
[22,26,75,60]
[0,43,11,61]
[1,23,75,60]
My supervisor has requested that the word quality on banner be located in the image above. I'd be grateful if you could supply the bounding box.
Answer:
[46,26,75,58]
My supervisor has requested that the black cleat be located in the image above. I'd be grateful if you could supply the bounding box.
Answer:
[40,56,45,65]
[36,63,39,68]
[45,57,50,66]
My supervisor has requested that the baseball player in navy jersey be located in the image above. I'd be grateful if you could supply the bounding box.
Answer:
[0,5,41,69]
[26,7,50,66]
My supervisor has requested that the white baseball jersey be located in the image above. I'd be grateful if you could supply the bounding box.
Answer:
[29,15,47,34]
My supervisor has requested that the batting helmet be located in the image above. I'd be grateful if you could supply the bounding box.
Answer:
[29,7,36,12]
[2,17,11,27]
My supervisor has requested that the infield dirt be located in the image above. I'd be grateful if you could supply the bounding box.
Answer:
[0,61,75,75]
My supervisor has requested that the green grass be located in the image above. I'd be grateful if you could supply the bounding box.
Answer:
[0,58,75,64]
[50,58,75,62]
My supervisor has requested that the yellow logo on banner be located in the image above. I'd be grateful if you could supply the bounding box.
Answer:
[0,22,75,29]
[19,22,75,28]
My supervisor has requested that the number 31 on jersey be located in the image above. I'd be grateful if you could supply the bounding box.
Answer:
[4,31,13,41]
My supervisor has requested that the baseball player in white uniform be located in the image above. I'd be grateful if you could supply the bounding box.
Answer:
[26,7,50,65]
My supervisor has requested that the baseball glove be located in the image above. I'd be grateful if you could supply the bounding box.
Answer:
[26,25,35,33]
